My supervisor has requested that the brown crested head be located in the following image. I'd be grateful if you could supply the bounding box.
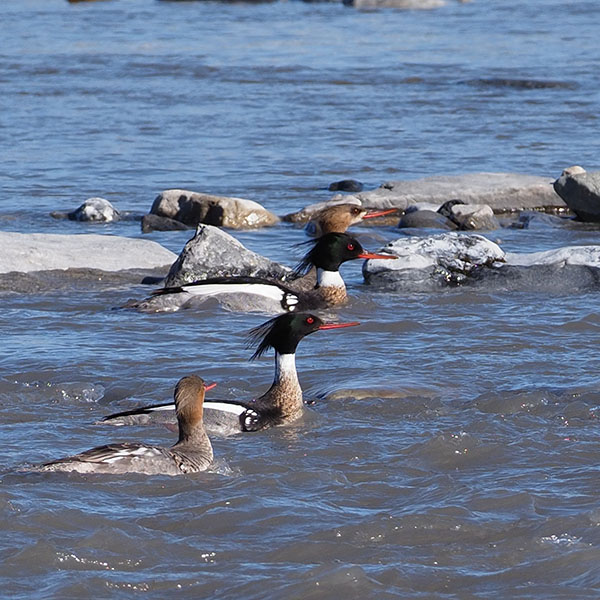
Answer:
[312,204,367,234]
[174,375,213,433]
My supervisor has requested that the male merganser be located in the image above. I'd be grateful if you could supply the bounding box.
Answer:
[38,376,216,475]
[306,204,397,236]
[150,232,396,313]
[101,313,359,434]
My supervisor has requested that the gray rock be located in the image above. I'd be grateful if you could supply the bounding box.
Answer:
[0,231,176,274]
[50,197,121,222]
[553,166,600,222]
[150,189,279,230]
[141,214,190,233]
[452,203,500,230]
[164,224,291,287]
[362,232,505,289]
[399,207,458,230]
[286,173,565,222]
[362,232,600,293]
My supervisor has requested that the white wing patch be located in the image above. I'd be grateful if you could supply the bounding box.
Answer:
[145,404,175,412]
[182,283,287,304]
[204,401,247,416]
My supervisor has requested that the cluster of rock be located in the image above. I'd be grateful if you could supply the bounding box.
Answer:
[6,167,600,298]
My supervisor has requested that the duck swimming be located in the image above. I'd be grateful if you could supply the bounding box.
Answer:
[38,376,216,475]
[101,313,359,435]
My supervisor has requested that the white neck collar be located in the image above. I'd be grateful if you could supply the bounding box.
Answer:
[316,268,345,289]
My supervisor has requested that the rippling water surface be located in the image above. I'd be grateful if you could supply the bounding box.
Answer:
[2,0,600,597]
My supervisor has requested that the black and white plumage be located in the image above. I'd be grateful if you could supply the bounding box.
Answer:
[150,233,395,313]
[38,376,216,475]
[101,313,359,435]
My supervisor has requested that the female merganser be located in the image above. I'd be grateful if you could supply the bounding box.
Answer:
[38,376,216,475]
[306,204,398,236]
[101,313,359,434]
[151,232,396,313]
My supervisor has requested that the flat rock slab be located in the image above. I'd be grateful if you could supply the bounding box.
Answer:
[0,231,177,274]
[553,166,600,222]
[150,189,279,230]
[285,173,565,222]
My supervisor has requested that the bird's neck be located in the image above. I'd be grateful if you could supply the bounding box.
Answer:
[259,352,303,418]
[316,268,346,289]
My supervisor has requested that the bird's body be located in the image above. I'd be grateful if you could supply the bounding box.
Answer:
[39,376,215,475]
[151,233,395,313]
[101,314,359,434]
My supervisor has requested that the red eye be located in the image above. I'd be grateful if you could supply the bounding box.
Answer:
[306,316,314,324]
[347,243,355,251]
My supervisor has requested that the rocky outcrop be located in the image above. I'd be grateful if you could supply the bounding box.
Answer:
[163,224,291,287]
[553,166,600,222]
[51,198,121,222]
[363,232,600,292]
[0,232,176,274]
[362,232,505,289]
[150,189,279,230]
[285,173,565,223]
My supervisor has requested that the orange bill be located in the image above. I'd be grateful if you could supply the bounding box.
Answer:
[362,208,397,219]
[318,322,360,330]
[357,252,397,259]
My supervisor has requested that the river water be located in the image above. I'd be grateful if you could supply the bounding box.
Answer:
[2,0,600,597]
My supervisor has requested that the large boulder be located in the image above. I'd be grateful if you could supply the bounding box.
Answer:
[164,224,291,287]
[0,232,176,274]
[363,232,600,293]
[553,166,600,222]
[362,232,505,289]
[285,173,565,223]
[150,189,279,230]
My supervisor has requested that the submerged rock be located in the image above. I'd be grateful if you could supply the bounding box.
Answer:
[328,179,364,193]
[150,189,279,230]
[344,0,446,8]
[51,197,121,222]
[0,231,176,274]
[164,224,291,287]
[553,166,600,222]
[141,214,191,233]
